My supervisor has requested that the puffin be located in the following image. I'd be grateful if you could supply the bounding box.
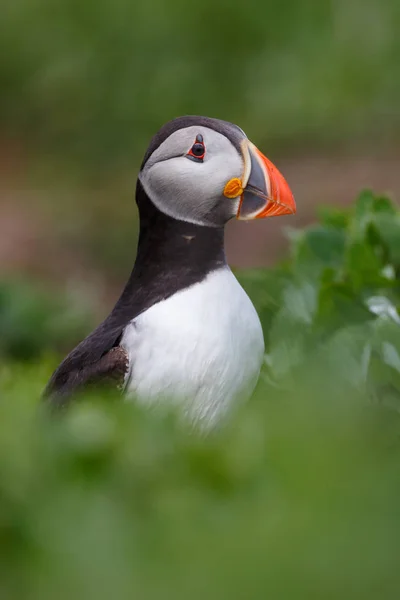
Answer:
[45,116,295,427]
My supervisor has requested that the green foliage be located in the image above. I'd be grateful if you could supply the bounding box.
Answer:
[1,363,400,598]
[239,190,400,404]
[0,279,93,360]
[1,190,400,597]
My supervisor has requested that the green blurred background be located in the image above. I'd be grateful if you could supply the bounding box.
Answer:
[2,1,400,598]
[1,0,400,291]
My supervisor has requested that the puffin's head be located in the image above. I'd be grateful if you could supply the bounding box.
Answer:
[139,116,296,227]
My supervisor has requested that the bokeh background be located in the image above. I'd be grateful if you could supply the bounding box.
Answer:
[2,1,400,598]
[2,0,400,295]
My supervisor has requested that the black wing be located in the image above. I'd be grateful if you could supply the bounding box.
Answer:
[44,317,130,408]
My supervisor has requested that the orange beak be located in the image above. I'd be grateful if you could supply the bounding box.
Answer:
[236,141,296,220]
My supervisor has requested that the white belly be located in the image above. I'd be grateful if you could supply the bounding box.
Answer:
[120,267,264,427]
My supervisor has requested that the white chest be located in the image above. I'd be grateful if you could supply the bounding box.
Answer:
[120,267,264,427]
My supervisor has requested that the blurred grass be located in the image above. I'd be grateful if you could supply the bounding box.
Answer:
[1,359,400,599]
[1,0,400,173]
[0,278,93,360]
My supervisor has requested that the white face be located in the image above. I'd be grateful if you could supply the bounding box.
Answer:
[139,125,245,227]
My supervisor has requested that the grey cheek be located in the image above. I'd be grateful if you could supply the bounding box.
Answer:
[139,148,243,226]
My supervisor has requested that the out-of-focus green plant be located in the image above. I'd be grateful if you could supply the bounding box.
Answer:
[239,190,400,409]
[0,279,93,360]
[1,190,400,599]
[0,359,400,599]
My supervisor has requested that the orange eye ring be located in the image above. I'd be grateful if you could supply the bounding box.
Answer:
[187,134,205,162]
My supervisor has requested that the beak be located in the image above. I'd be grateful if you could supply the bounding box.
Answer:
[229,141,296,220]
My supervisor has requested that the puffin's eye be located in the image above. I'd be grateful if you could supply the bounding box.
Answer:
[191,143,205,157]
[187,134,205,162]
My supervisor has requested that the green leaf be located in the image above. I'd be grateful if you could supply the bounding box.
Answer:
[323,328,371,388]
[366,296,400,324]
[317,205,349,230]
[304,226,346,266]
[371,213,400,265]
[372,195,397,215]
[345,241,385,291]
[382,342,400,373]
[348,189,376,242]
[354,189,376,219]
[291,226,346,280]
[282,281,318,325]
[317,281,373,333]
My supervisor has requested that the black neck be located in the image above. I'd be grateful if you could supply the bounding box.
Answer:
[111,182,226,319]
